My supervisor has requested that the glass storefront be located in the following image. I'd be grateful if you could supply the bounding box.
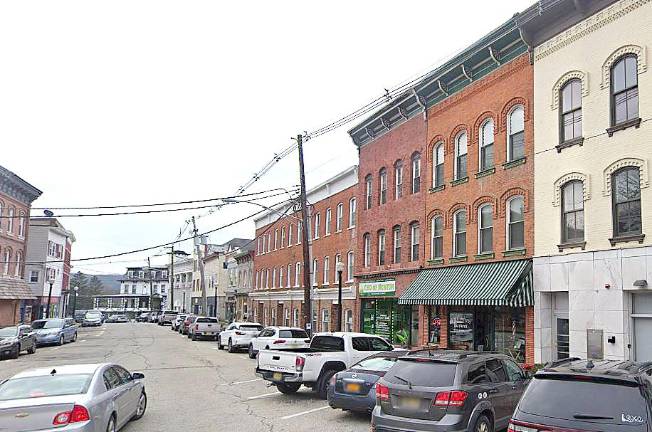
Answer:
[427,305,442,345]
[361,298,411,346]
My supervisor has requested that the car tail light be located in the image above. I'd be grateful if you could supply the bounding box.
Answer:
[53,405,90,426]
[273,339,286,344]
[295,356,305,372]
[375,383,389,402]
[235,331,245,335]
[434,391,468,407]
[508,420,543,432]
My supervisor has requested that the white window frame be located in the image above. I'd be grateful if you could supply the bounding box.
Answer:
[433,143,445,188]
[314,213,321,240]
[281,227,286,248]
[453,210,467,257]
[325,208,332,235]
[478,204,493,254]
[288,224,293,245]
[278,266,283,287]
[295,262,301,287]
[312,259,318,286]
[287,264,292,288]
[378,230,386,265]
[479,119,495,171]
[454,132,468,180]
[395,162,403,199]
[507,105,525,162]
[410,223,420,261]
[274,229,279,250]
[411,154,421,194]
[321,308,330,332]
[365,176,372,210]
[347,251,354,282]
[363,234,371,267]
[323,256,330,285]
[336,204,343,232]
[506,196,525,250]
[393,226,401,264]
[349,198,357,227]
[7,208,14,234]
[379,169,388,204]
[14,251,22,277]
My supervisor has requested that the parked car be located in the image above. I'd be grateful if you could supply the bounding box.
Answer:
[0,325,37,359]
[510,358,652,432]
[327,350,407,413]
[74,309,89,323]
[0,363,147,432]
[106,315,129,323]
[248,326,310,359]
[371,350,530,432]
[171,314,188,331]
[179,315,197,335]
[31,318,78,346]
[187,317,220,341]
[256,332,393,398]
[158,310,178,326]
[82,310,103,327]
[218,322,263,353]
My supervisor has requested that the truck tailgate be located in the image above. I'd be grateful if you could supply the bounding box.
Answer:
[257,350,300,373]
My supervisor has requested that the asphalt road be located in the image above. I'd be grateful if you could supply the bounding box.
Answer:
[0,323,371,432]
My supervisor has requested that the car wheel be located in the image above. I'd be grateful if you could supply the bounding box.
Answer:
[27,343,36,354]
[277,383,301,394]
[227,339,235,353]
[132,392,147,421]
[191,333,197,341]
[473,414,493,432]
[58,335,65,346]
[10,344,20,359]
[317,370,337,399]
[248,344,256,359]
[106,414,116,432]
[72,332,77,342]
[217,337,224,350]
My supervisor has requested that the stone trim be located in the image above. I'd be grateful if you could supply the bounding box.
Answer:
[557,241,586,252]
[502,157,527,170]
[499,187,529,217]
[609,234,645,246]
[451,177,469,187]
[503,248,526,257]
[606,117,642,136]
[474,252,495,261]
[602,157,649,196]
[551,71,589,111]
[534,0,651,61]
[552,172,591,207]
[473,111,497,147]
[475,167,496,179]
[429,185,445,194]
[447,203,470,227]
[448,125,470,153]
[449,256,468,264]
[427,258,444,266]
[601,44,647,90]
[555,137,584,152]
[499,98,530,133]
[471,196,497,223]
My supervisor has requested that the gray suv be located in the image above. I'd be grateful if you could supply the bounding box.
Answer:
[372,351,529,432]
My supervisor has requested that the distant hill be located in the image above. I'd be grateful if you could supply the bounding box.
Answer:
[93,274,122,294]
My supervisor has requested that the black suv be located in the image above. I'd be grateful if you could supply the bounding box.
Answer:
[510,358,652,432]
[372,350,529,432]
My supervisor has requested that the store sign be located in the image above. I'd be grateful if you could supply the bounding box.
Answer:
[359,280,396,297]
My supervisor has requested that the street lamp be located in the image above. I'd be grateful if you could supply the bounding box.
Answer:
[71,286,79,318]
[45,275,55,319]
[336,261,345,332]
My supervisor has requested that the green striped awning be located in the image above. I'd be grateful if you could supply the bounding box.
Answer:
[398,259,533,307]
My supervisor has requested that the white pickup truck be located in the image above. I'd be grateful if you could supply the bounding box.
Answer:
[255,332,394,398]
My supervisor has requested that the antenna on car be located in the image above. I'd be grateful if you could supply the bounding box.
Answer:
[50,369,57,375]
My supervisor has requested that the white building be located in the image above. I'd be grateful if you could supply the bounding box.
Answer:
[521,0,652,362]
[170,256,193,313]
[117,266,169,308]
[25,218,75,319]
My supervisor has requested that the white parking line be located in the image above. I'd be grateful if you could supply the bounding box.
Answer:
[280,406,329,420]
[221,378,262,386]
[53,347,61,350]
[80,340,86,343]
[246,392,279,400]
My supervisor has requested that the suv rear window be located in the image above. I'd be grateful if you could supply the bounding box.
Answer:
[311,336,344,352]
[384,359,456,387]
[239,325,264,331]
[279,330,308,338]
[196,318,217,323]
[519,376,648,426]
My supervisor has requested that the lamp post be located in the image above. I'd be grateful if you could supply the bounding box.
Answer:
[336,261,345,332]
[45,275,55,319]
[71,286,79,318]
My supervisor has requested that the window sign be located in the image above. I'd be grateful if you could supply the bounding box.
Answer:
[359,280,396,297]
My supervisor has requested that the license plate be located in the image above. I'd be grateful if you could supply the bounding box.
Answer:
[400,397,421,410]
[345,383,361,393]
[273,373,283,381]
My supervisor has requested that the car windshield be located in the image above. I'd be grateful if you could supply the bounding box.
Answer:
[519,376,648,426]
[31,319,64,329]
[0,374,93,401]
[240,325,263,331]
[85,312,101,318]
[384,359,456,387]
[352,356,399,372]
[0,327,18,337]
[279,330,308,338]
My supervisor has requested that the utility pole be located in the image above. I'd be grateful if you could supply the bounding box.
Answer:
[147,257,154,311]
[297,134,312,334]
[191,216,208,315]
[167,246,175,311]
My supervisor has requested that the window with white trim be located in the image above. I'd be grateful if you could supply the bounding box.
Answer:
[430,216,443,259]
[479,119,495,171]
[363,234,371,267]
[365,175,373,210]
[325,208,332,235]
[455,132,468,180]
[453,210,467,257]
[312,259,318,286]
[281,227,286,248]
[507,196,525,250]
[412,153,421,193]
[314,213,320,240]
[379,168,388,204]
[295,262,301,287]
[323,256,330,285]
[347,251,354,282]
[433,143,445,188]
[393,225,401,264]
[349,198,357,227]
[560,79,582,142]
[287,264,292,288]
[378,230,386,265]
[395,161,403,199]
[410,222,420,261]
[478,205,493,254]
[336,204,343,232]
[507,106,525,162]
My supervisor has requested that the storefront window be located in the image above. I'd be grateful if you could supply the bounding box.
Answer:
[448,310,474,351]
[494,307,526,362]
[361,299,411,346]
[428,306,441,345]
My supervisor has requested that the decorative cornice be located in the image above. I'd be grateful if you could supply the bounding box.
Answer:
[551,71,589,110]
[552,172,591,207]
[534,0,651,61]
[602,157,650,196]
[601,44,647,89]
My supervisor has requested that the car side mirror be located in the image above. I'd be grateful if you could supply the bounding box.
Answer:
[132,372,145,380]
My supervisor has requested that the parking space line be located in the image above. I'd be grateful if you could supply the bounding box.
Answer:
[221,378,262,386]
[80,340,86,342]
[246,392,279,400]
[53,347,61,350]
[280,406,329,420]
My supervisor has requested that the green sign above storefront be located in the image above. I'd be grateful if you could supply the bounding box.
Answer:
[359,280,396,297]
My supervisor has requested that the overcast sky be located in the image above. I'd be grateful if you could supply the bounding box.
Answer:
[0,0,530,274]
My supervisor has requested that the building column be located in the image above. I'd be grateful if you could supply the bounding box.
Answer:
[525,306,535,367]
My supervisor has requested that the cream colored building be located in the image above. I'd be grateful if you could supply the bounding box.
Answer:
[524,0,652,362]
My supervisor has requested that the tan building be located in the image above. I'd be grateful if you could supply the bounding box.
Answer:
[522,0,652,362]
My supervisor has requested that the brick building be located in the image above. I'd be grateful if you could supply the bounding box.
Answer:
[0,165,42,326]
[349,16,536,362]
[250,166,358,332]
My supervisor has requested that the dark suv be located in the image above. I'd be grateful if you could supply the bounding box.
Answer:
[372,350,529,432]
[510,358,652,432]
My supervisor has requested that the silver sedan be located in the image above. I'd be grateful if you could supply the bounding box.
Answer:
[0,363,147,432]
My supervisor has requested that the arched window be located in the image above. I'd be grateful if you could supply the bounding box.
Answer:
[507,196,525,250]
[295,262,301,287]
[14,251,22,277]
[411,153,421,193]
[272,268,277,288]
[378,230,386,265]
[433,143,445,188]
[478,205,493,254]
[293,308,299,327]
[507,106,525,162]
[561,181,584,243]
[365,175,373,210]
[347,251,354,282]
[410,222,420,261]
[612,167,642,237]
[560,79,582,142]
[7,207,14,234]
[288,224,293,245]
[297,221,302,245]
[267,233,271,252]
[312,259,318,286]
[454,132,468,180]
[349,198,357,227]
[273,229,278,250]
[363,234,371,267]
[392,225,401,264]
[325,207,331,235]
[3,249,10,275]
[379,168,388,204]
[255,271,259,289]
[286,263,292,288]
[480,120,495,171]
[323,256,330,285]
[345,309,353,332]
[453,210,467,257]
[611,55,639,126]
[336,204,343,232]
[18,212,26,238]
[265,269,270,288]
[430,216,443,259]
[314,213,320,240]
[281,227,286,248]
[394,160,403,199]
